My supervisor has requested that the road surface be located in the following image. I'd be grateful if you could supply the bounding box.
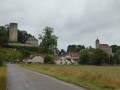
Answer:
[7,64,86,90]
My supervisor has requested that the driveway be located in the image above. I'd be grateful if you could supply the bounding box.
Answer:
[7,64,86,90]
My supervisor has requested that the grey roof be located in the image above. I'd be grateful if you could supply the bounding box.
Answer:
[27,36,38,41]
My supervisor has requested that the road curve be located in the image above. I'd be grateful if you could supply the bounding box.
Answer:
[7,64,86,90]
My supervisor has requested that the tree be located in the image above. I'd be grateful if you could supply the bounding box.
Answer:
[78,49,89,64]
[44,54,54,64]
[0,26,8,45]
[113,54,120,65]
[39,27,58,49]
[93,49,109,65]
[67,45,85,53]
[0,53,4,67]
[111,45,120,53]
[109,55,114,65]
[18,30,32,43]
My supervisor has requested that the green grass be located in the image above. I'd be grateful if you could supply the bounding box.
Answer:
[0,65,6,90]
[18,64,120,90]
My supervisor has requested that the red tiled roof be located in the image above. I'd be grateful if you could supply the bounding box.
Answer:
[69,53,79,57]
[99,44,111,49]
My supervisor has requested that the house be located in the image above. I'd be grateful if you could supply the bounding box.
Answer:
[26,36,38,46]
[96,39,112,55]
[66,53,79,64]
[24,54,44,64]
[54,53,79,65]
[54,55,71,65]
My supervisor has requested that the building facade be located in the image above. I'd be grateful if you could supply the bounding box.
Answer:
[96,39,112,55]
[24,54,44,64]
[26,36,38,46]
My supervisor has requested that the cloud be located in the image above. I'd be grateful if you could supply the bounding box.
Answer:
[0,0,120,50]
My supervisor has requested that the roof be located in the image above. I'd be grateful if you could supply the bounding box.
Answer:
[30,54,44,59]
[54,55,62,61]
[24,54,44,61]
[69,53,79,57]
[27,36,38,41]
[99,44,111,49]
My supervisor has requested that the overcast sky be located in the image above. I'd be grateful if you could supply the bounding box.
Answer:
[0,0,120,50]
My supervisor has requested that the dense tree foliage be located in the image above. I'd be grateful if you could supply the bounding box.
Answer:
[113,54,120,65]
[78,49,89,64]
[0,26,8,45]
[93,49,109,65]
[18,30,32,43]
[78,48,119,65]
[111,45,120,53]
[39,27,58,49]
[44,54,54,64]
[67,45,85,53]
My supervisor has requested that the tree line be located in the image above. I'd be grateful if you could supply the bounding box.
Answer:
[79,48,120,65]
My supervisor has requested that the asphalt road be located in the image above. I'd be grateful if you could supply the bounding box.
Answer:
[7,64,86,90]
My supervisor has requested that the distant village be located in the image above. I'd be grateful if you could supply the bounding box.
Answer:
[8,23,115,65]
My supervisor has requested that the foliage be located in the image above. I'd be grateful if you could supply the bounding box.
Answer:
[3,45,53,55]
[93,49,109,65]
[18,30,32,43]
[67,45,85,53]
[78,49,89,64]
[111,45,120,53]
[109,55,114,65]
[44,54,54,64]
[0,58,3,67]
[0,26,8,45]
[0,46,22,62]
[113,54,120,65]
[39,26,58,49]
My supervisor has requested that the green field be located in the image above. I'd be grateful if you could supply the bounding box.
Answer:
[18,64,120,90]
[0,65,6,90]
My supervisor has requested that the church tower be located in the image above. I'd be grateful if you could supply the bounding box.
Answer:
[9,23,18,42]
[96,39,100,48]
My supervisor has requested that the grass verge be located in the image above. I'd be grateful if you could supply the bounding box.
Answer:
[18,64,120,90]
[0,65,6,90]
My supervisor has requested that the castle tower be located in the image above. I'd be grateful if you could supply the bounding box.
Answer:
[96,38,100,48]
[9,23,18,42]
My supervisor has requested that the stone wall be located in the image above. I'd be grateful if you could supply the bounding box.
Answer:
[8,43,38,47]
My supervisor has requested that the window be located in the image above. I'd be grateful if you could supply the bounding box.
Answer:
[64,62,67,65]
[60,62,62,64]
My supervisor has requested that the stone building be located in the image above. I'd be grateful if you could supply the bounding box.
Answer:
[96,39,112,55]
[9,23,18,42]
[26,36,38,46]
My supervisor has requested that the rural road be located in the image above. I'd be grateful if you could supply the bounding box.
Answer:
[7,64,86,90]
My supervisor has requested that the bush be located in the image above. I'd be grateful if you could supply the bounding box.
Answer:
[44,54,54,64]
[0,59,3,67]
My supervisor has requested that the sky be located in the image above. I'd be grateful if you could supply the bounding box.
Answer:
[0,0,120,50]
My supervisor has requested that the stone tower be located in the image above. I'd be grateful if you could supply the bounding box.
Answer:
[96,38,100,48]
[9,23,18,42]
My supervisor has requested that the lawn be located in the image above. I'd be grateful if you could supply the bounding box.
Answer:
[0,65,6,90]
[18,64,120,90]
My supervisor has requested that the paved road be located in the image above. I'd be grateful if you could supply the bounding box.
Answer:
[7,64,86,90]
